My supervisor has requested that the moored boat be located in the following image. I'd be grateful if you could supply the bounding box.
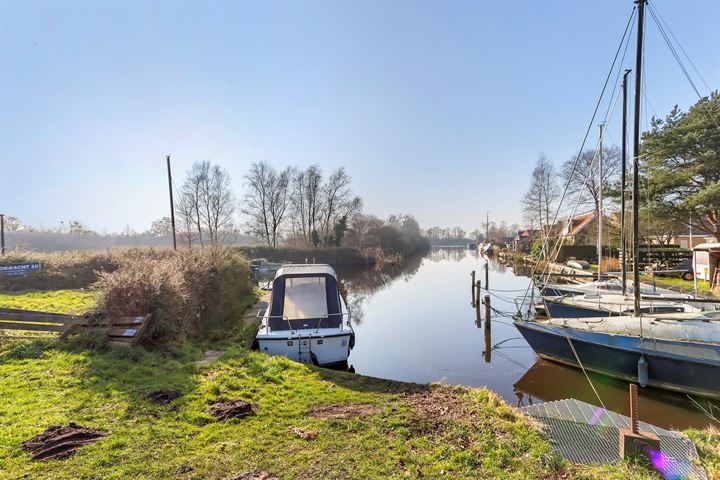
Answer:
[515,314,720,399]
[255,264,354,367]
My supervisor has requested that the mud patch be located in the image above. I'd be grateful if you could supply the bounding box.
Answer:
[146,389,181,405]
[211,400,257,422]
[308,403,381,420]
[21,423,106,461]
[403,387,476,422]
[228,470,279,480]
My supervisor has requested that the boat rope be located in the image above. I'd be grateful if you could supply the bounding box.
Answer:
[565,334,606,410]
[520,6,637,307]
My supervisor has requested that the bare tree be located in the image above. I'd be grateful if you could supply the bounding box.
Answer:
[178,161,235,246]
[522,154,559,256]
[242,161,291,247]
[290,165,323,246]
[318,167,362,244]
[560,146,621,217]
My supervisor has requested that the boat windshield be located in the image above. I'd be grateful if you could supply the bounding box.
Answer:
[283,276,328,320]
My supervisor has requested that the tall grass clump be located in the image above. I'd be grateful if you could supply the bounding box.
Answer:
[94,246,252,344]
[600,256,621,273]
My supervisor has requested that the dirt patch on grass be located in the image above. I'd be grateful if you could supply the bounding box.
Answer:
[227,470,279,480]
[211,400,257,422]
[21,423,106,460]
[308,403,381,420]
[146,389,181,405]
[403,387,476,422]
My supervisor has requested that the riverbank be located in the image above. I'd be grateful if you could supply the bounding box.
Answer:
[1,289,717,478]
[238,246,376,266]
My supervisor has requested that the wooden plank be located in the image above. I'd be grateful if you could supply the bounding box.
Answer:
[111,316,147,326]
[130,314,151,345]
[0,322,66,332]
[0,312,85,325]
[108,327,139,338]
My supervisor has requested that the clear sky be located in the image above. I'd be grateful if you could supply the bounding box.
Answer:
[1,0,718,234]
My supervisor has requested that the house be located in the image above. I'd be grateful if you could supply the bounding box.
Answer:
[670,234,717,249]
[561,213,596,246]
[514,229,539,252]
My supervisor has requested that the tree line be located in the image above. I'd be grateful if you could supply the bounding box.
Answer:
[521,92,720,249]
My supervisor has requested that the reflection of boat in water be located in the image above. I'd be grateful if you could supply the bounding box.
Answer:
[255,264,354,367]
[513,359,712,429]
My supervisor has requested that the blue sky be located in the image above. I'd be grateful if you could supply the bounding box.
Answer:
[1,0,718,233]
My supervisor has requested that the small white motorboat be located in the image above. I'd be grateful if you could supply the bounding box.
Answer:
[255,264,354,367]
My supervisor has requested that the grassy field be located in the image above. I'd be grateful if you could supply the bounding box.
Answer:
[0,290,716,479]
[0,289,96,314]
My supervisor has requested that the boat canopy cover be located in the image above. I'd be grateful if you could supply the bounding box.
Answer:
[274,264,338,278]
[268,264,342,331]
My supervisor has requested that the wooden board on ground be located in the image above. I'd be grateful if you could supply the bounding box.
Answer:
[107,314,151,346]
[0,307,89,336]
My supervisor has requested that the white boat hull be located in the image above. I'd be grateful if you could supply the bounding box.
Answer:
[257,330,352,367]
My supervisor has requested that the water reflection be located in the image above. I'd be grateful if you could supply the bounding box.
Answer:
[340,247,714,430]
[513,359,714,429]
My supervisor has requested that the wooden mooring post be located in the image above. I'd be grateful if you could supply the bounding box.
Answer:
[484,294,491,330]
[471,270,476,306]
[475,281,482,327]
[484,323,492,363]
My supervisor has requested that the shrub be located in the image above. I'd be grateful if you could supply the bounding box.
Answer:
[94,246,252,345]
[600,256,621,273]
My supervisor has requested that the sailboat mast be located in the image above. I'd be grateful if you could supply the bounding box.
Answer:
[632,0,646,316]
[621,69,631,296]
[598,123,604,281]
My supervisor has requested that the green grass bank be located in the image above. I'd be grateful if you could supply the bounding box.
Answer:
[1,290,717,479]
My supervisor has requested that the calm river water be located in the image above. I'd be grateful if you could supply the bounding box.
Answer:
[339,247,714,430]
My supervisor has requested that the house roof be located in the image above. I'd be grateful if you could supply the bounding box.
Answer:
[693,243,720,252]
[566,213,595,237]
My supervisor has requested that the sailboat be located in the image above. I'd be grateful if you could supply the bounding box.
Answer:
[515,0,720,399]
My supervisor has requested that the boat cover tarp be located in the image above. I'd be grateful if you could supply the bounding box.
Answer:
[269,266,342,331]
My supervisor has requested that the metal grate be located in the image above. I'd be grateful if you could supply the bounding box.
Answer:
[521,399,708,480]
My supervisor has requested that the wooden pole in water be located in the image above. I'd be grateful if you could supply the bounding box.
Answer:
[484,324,491,363]
[475,281,482,327]
[485,261,489,290]
[471,270,476,306]
[484,294,491,330]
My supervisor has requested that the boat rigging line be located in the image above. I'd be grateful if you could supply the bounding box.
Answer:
[521,6,639,306]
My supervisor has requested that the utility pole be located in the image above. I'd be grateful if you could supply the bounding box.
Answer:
[621,69,631,295]
[166,155,177,251]
[632,0,647,318]
[598,123,604,281]
[0,213,5,255]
